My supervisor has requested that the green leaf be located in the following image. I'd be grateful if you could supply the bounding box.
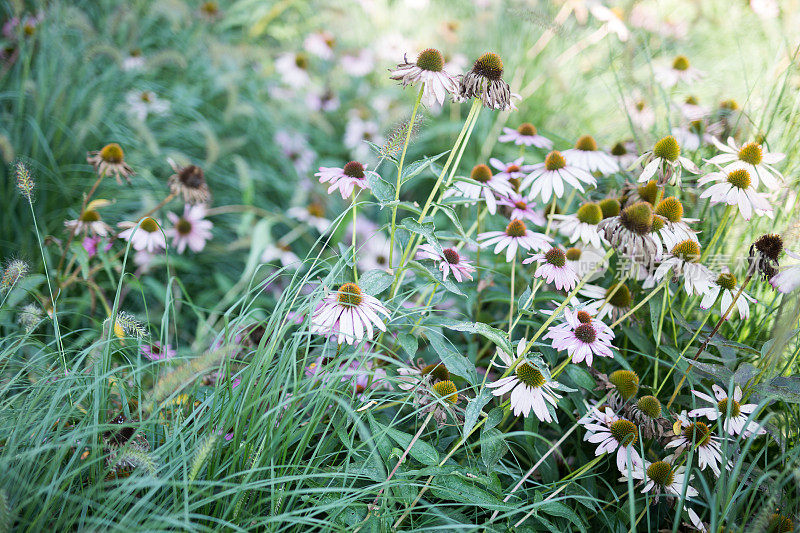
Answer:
[480,427,506,467]
[357,269,393,296]
[366,172,395,204]
[400,217,440,253]
[463,389,493,438]
[378,423,440,466]
[426,329,478,385]
[564,364,595,391]
[408,260,465,297]
[430,475,510,509]
[437,319,513,356]
[539,501,586,532]
[485,407,504,430]
[396,333,418,357]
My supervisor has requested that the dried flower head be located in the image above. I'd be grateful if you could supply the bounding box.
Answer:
[167,159,211,204]
[457,52,513,110]
[750,234,783,280]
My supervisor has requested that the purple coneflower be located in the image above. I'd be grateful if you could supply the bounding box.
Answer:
[417,245,476,282]
[118,217,166,253]
[498,123,553,148]
[544,309,615,367]
[521,150,596,203]
[166,204,213,254]
[523,247,580,291]
[310,283,390,345]
[315,161,374,199]
[496,192,545,225]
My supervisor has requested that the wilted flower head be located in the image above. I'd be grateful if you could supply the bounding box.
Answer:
[167,159,210,205]
[87,143,135,184]
[750,233,783,280]
[456,52,513,110]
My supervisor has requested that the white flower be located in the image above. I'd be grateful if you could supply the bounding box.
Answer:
[771,250,800,294]
[309,283,390,345]
[706,137,785,190]
[118,217,166,253]
[498,123,553,149]
[652,196,699,250]
[589,4,629,41]
[654,55,704,88]
[344,115,384,161]
[478,219,552,262]
[125,90,169,121]
[523,247,580,291]
[654,240,712,297]
[287,203,330,233]
[340,49,374,77]
[562,135,620,174]
[389,49,459,108]
[624,96,655,129]
[275,52,311,88]
[666,412,726,477]
[417,244,475,282]
[700,270,756,319]
[487,339,562,421]
[521,150,597,203]
[580,407,642,473]
[688,384,766,437]
[444,164,514,215]
[620,459,699,499]
[551,201,606,249]
[565,244,608,281]
[64,201,112,236]
[635,135,699,187]
[544,308,615,367]
[698,168,773,220]
[261,243,300,268]
[304,31,334,60]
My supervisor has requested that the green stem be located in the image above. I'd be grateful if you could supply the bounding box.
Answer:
[388,86,424,268]
[609,276,669,329]
[352,192,359,283]
[508,257,516,335]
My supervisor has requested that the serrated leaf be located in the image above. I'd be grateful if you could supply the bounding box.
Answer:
[463,389,493,438]
[400,217,440,254]
[366,172,395,204]
[437,319,513,356]
[357,269,393,296]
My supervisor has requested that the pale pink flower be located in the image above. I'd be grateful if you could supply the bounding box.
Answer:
[166,204,213,254]
[315,161,374,199]
[489,157,535,183]
[544,308,615,366]
[310,283,390,345]
[275,52,310,88]
[498,123,553,149]
[523,247,580,291]
[417,244,476,282]
[496,192,545,225]
[141,342,176,362]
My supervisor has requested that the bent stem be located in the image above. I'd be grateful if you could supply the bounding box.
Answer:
[388,86,424,268]
[665,272,753,409]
